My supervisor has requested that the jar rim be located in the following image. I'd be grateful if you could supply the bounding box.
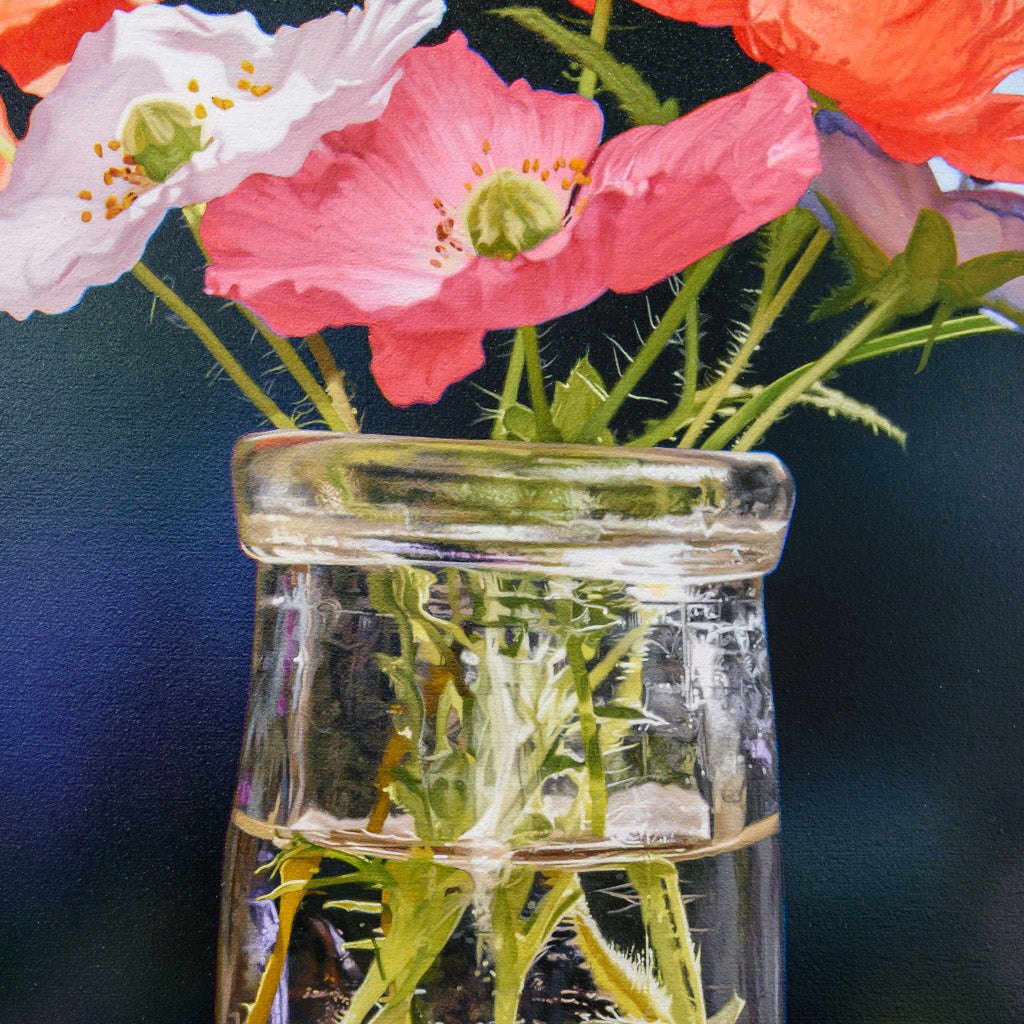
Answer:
[232,430,795,581]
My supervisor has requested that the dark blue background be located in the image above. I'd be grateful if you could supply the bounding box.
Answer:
[1,3,1022,1022]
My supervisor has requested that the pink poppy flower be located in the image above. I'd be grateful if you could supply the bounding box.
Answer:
[202,33,820,406]
[0,99,14,189]
[809,111,1024,311]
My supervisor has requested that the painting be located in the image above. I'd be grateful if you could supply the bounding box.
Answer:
[0,2,1021,1023]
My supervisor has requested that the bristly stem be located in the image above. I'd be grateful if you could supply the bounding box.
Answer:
[305,332,360,431]
[491,328,528,439]
[578,0,614,98]
[520,324,559,441]
[730,289,905,452]
[233,304,350,432]
[131,262,296,429]
[678,227,829,448]
[577,247,727,443]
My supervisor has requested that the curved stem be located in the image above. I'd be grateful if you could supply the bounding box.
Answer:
[578,247,727,443]
[732,291,904,452]
[131,263,295,429]
[520,325,559,442]
[678,227,829,448]
[578,0,614,99]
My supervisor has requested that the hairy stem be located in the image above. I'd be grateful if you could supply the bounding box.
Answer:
[578,248,727,443]
[521,325,559,442]
[306,332,360,431]
[679,227,829,448]
[131,263,295,428]
[492,329,528,439]
[731,290,904,451]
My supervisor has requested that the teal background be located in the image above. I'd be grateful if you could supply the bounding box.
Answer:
[1,3,1022,1022]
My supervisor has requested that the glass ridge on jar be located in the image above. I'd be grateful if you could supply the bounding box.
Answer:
[218,432,795,1024]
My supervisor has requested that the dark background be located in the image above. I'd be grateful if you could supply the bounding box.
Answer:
[1,2,1021,1022]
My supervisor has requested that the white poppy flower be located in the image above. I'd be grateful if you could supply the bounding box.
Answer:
[0,0,445,319]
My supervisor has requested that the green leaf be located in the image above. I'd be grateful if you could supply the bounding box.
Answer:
[817,194,889,283]
[890,207,958,315]
[494,7,679,125]
[914,301,957,373]
[944,250,1024,305]
[551,357,613,443]
[500,402,538,442]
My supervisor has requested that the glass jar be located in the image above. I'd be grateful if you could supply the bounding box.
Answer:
[218,432,794,1024]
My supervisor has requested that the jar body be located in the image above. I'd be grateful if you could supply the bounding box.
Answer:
[218,434,793,1024]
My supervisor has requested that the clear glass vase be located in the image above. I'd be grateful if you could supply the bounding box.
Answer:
[217,433,794,1024]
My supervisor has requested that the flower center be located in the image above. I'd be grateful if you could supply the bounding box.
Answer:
[120,99,206,183]
[463,168,564,260]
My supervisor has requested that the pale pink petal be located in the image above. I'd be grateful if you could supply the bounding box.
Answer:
[810,111,1024,310]
[369,321,486,406]
[580,72,820,293]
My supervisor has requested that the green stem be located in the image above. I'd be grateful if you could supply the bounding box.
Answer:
[577,247,727,443]
[627,289,702,447]
[491,329,528,439]
[520,325,559,442]
[305,332,359,431]
[678,227,829,448]
[558,601,606,835]
[627,860,707,1024]
[235,306,350,431]
[131,263,296,429]
[731,290,904,452]
[578,0,614,99]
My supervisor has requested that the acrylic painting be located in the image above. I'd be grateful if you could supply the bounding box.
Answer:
[0,2,1021,1023]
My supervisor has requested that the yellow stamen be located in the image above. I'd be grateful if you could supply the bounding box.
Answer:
[81,211,92,223]
[532,159,540,171]
[540,169,550,181]
[250,84,273,97]
[93,143,103,157]
[464,182,472,191]
[568,157,586,171]
[78,189,92,200]
[430,258,443,268]
[482,138,491,154]
[105,207,121,220]
[187,79,199,93]
[108,140,121,151]
[237,78,252,91]
[103,171,114,186]
[561,178,572,190]
[194,103,208,119]
[105,195,118,207]
[573,172,591,186]
[522,158,530,173]
[240,60,255,74]
[472,161,484,176]
[211,96,234,110]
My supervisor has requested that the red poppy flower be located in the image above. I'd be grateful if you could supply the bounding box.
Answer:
[0,0,157,96]
[569,0,1024,183]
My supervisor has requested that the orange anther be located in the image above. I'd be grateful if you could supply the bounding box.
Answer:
[482,138,491,154]
[532,159,540,171]
[573,172,591,186]
[78,189,92,200]
[237,78,252,91]
[569,157,586,171]
[103,171,114,186]
[108,140,121,151]
[540,169,550,181]
[93,143,103,157]
[561,178,572,190]
[522,158,531,173]
[430,258,443,268]
[187,79,199,93]
[105,195,118,207]
[211,96,234,110]
[195,103,208,119]
[81,211,93,223]
[250,84,273,97]
[240,60,255,74]
[471,161,484,176]
[104,206,121,220]
[464,182,472,191]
